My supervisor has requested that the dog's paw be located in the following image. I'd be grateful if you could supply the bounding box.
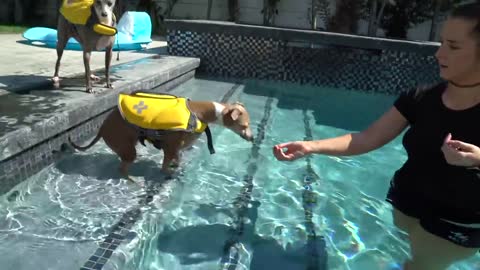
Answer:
[86,87,96,94]
[123,175,144,187]
[133,179,145,188]
[90,74,101,82]
[52,142,75,155]
[160,168,174,178]
[52,77,60,88]
[106,82,114,89]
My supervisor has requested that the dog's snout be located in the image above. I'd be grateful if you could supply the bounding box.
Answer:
[242,128,254,142]
[242,133,254,142]
[101,12,108,17]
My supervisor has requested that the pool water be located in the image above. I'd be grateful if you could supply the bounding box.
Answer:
[1,77,479,270]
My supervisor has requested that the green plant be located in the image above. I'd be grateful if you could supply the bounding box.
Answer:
[228,0,239,22]
[163,0,180,19]
[0,24,29,34]
[135,0,181,35]
[310,0,330,30]
[136,0,163,35]
[367,0,464,39]
[261,0,281,26]
[327,0,361,34]
[361,0,395,37]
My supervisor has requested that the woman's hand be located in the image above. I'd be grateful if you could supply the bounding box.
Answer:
[441,133,480,167]
[273,141,311,161]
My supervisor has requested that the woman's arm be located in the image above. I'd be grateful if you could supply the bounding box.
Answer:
[306,106,409,156]
[273,106,410,161]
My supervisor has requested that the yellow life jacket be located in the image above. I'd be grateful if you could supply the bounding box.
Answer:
[118,92,208,133]
[118,91,215,154]
[60,0,117,36]
[60,0,94,25]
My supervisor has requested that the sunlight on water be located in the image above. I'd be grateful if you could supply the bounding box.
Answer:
[108,79,480,270]
[1,78,478,270]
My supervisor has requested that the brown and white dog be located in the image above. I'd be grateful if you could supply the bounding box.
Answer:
[53,0,117,93]
[68,97,254,181]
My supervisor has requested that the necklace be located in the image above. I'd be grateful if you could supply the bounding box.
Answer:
[449,80,480,88]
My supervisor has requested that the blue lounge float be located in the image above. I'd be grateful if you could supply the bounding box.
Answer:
[22,11,152,51]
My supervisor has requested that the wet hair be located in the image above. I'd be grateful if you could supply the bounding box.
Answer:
[450,2,480,42]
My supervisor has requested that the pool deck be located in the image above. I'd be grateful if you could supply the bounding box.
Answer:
[0,34,166,95]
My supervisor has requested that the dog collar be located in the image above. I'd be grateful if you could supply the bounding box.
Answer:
[213,102,225,124]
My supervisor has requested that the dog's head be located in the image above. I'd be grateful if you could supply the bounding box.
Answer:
[93,0,116,25]
[222,102,254,142]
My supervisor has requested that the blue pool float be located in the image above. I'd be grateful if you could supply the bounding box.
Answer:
[22,11,152,51]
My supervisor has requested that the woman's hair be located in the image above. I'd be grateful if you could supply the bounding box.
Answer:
[450,2,480,41]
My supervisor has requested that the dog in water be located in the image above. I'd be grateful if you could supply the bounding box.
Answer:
[68,92,254,182]
[53,0,118,93]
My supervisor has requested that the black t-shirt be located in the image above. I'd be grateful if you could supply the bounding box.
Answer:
[393,82,480,221]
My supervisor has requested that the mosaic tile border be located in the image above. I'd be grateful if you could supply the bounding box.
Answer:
[302,110,327,269]
[221,94,273,266]
[80,208,142,270]
[165,20,440,55]
[0,70,195,196]
[165,20,443,95]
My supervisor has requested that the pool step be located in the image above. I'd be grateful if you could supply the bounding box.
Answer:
[0,55,200,196]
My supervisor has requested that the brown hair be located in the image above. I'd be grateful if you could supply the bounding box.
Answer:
[450,2,480,42]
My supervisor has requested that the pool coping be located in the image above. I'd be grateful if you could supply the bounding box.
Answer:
[164,20,440,55]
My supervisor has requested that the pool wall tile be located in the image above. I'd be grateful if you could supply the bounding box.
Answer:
[165,20,443,94]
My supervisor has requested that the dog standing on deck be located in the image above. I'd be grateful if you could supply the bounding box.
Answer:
[53,0,117,93]
[68,92,254,182]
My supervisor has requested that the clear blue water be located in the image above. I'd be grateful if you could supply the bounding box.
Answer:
[1,77,479,270]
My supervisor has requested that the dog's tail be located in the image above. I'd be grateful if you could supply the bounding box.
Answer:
[68,134,102,151]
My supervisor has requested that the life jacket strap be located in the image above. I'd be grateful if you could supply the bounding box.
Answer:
[205,126,215,154]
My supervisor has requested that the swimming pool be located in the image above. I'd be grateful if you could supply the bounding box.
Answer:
[1,77,478,270]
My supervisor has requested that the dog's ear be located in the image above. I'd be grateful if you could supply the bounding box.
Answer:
[222,107,241,126]
[230,108,241,121]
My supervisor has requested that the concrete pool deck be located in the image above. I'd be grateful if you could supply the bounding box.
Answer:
[0,34,167,95]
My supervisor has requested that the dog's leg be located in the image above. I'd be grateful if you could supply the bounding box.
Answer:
[120,161,133,180]
[120,161,143,186]
[83,50,94,93]
[101,109,142,184]
[53,18,69,88]
[118,148,140,185]
[161,140,182,177]
[161,151,180,177]
[105,44,114,89]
